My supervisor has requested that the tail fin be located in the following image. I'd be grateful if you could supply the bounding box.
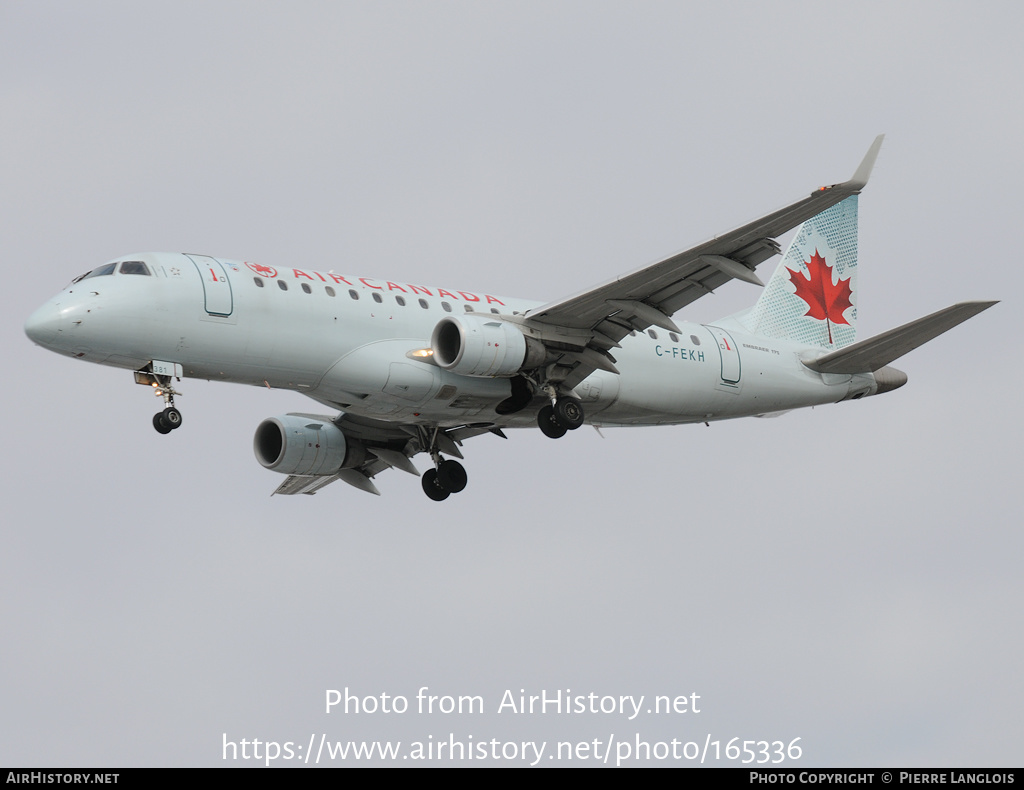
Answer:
[746,195,860,349]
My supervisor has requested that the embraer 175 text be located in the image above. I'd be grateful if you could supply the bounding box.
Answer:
[25,137,995,499]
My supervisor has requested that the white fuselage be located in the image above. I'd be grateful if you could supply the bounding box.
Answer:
[25,252,877,429]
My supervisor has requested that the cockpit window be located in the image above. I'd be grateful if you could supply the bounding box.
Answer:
[71,263,117,284]
[119,261,150,276]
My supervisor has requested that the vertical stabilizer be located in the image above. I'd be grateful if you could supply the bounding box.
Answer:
[747,195,859,349]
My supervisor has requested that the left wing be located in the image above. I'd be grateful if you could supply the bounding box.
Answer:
[271,413,502,496]
[520,136,884,390]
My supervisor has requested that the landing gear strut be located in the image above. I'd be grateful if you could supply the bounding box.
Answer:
[136,364,184,434]
[151,385,184,434]
[537,394,585,439]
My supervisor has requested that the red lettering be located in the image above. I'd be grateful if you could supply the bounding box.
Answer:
[293,269,315,281]
[485,294,505,306]
[386,282,407,293]
[360,278,382,290]
[328,273,353,286]
[437,289,458,300]
[458,291,480,302]
[313,271,327,282]
[408,284,433,296]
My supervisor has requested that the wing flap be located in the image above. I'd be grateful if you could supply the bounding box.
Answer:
[272,474,341,496]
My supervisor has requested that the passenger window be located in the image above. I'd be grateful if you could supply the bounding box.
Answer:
[372,292,383,303]
[464,304,474,313]
[690,335,701,346]
[278,280,288,291]
[648,330,658,339]
[418,299,429,309]
[395,296,406,306]
[253,277,265,288]
[119,261,150,276]
[669,332,679,343]
[442,302,452,313]
[490,308,500,314]
[325,286,336,297]
[349,290,359,300]
[301,283,312,294]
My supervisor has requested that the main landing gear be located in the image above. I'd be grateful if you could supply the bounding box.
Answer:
[537,395,584,439]
[418,425,469,501]
[421,458,468,501]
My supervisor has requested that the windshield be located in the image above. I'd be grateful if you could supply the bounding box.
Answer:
[69,262,116,286]
[68,260,151,287]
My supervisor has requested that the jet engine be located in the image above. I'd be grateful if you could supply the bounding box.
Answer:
[430,314,545,377]
[254,414,362,476]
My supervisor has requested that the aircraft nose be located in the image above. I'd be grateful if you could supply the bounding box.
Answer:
[24,301,61,347]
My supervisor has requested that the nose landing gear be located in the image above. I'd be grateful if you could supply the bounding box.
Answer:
[153,407,183,434]
[135,362,184,435]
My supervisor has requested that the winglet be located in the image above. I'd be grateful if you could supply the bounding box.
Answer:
[845,134,885,191]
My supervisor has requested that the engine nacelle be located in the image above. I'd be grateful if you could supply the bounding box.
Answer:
[431,314,544,377]
[254,414,357,476]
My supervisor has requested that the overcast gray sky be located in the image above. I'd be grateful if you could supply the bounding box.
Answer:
[2,0,1021,767]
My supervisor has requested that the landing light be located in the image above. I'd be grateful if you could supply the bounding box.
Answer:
[408,348,434,358]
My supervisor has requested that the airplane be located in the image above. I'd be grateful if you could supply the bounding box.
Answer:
[24,136,996,500]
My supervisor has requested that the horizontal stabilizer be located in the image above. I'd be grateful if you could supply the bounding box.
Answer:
[803,301,997,374]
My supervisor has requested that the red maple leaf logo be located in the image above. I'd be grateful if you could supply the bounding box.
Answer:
[787,250,853,344]
[246,262,278,278]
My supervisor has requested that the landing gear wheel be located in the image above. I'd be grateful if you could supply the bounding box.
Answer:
[153,413,172,434]
[162,407,183,430]
[437,459,468,493]
[538,405,568,439]
[553,398,585,430]
[422,469,450,501]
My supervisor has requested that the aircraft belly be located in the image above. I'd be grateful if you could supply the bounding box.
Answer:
[314,339,512,420]
[602,334,724,423]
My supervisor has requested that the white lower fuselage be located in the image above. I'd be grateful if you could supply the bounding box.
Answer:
[27,252,877,429]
